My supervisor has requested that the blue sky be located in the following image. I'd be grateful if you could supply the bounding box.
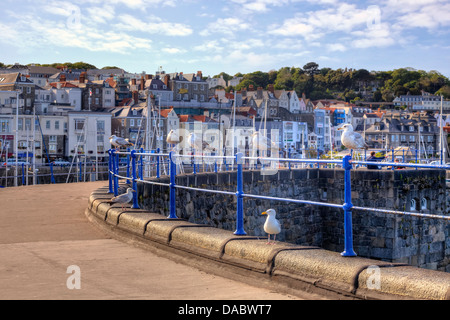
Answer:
[1,0,450,78]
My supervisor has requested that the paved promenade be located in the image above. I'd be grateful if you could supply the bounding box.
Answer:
[0,182,319,300]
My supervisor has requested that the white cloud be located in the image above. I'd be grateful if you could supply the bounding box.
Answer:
[200,17,251,36]
[327,43,347,52]
[162,47,187,54]
[117,14,193,36]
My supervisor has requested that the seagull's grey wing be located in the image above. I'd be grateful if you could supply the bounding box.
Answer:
[352,132,367,148]
[115,137,129,145]
[111,193,132,203]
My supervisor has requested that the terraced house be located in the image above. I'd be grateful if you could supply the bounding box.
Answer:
[364,111,440,154]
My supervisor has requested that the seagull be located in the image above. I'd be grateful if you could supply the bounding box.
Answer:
[167,129,179,146]
[337,124,368,156]
[110,188,136,211]
[110,135,134,150]
[262,209,281,245]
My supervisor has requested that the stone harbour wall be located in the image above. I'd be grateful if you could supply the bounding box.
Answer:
[137,168,450,272]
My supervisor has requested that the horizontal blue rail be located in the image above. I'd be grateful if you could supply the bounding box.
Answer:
[108,148,450,258]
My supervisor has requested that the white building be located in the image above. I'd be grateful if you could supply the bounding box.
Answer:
[67,112,112,162]
[282,121,308,151]
[35,83,82,113]
[206,75,227,89]
[287,90,301,113]
[228,76,243,87]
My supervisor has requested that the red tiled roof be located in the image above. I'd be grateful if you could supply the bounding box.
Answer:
[49,82,79,88]
[159,108,174,118]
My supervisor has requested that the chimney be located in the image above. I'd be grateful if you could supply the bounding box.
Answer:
[145,74,152,80]
[79,72,86,84]
[257,87,263,100]
[268,84,274,94]
[140,76,145,91]
[248,84,254,91]
[131,78,136,85]
[60,74,66,82]
[132,91,139,105]
[197,71,203,79]
[164,74,169,87]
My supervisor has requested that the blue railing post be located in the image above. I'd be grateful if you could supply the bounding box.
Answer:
[156,148,160,179]
[193,150,197,175]
[168,151,178,219]
[79,161,82,182]
[21,163,25,186]
[108,149,113,193]
[288,148,291,171]
[342,155,357,257]
[139,148,144,180]
[126,147,131,184]
[392,148,395,171]
[112,149,119,196]
[234,152,246,235]
[50,162,56,184]
[131,150,139,209]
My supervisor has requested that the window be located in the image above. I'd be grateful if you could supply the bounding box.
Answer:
[18,119,23,131]
[409,126,414,132]
[75,119,85,131]
[49,136,57,154]
[0,119,10,133]
[25,119,31,130]
[421,198,427,210]
[46,120,51,129]
[130,119,135,127]
[97,120,105,134]
[410,199,416,211]
[55,121,60,130]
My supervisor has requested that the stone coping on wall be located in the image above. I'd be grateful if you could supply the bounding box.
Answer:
[86,183,450,300]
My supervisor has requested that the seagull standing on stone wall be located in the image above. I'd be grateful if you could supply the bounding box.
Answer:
[110,188,135,212]
[262,209,281,245]
[337,124,368,156]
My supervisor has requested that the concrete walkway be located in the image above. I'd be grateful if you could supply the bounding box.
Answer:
[0,182,319,300]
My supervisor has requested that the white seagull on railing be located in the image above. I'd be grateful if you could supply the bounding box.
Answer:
[110,188,135,211]
[262,209,281,245]
[110,135,134,150]
[337,124,368,156]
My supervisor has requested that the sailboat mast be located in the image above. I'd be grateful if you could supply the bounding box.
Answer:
[440,95,444,164]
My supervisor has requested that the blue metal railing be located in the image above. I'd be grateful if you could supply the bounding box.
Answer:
[107,149,450,258]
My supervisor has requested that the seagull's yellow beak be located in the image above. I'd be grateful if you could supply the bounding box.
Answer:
[337,127,342,131]
[261,211,267,215]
